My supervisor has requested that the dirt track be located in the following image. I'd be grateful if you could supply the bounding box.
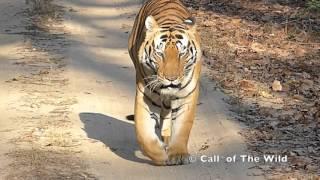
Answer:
[0,0,264,179]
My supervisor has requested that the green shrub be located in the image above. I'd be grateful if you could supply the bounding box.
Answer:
[307,0,320,11]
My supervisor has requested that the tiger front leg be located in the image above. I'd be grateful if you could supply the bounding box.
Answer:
[166,86,199,165]
[134,88,168,165]
[160,107,172,146]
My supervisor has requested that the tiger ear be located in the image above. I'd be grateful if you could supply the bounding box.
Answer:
[184,17,196,30]
[145,16,158,31]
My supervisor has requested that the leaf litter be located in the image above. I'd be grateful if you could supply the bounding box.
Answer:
[184,0,320,179]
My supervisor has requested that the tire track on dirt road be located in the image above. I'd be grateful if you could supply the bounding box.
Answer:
[0,0,96,179]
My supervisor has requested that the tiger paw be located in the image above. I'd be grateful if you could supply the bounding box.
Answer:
[166,153,191,166]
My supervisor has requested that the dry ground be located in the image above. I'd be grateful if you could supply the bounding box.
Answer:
[184,0,320,179]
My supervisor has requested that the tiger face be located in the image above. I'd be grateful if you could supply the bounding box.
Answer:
[142,16,199,96]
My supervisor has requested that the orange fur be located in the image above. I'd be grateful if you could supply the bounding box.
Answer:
[128,0,202,165]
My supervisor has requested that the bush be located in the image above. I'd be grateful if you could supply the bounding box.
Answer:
[307,0,320,11]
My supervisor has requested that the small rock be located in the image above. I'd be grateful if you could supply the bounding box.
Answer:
[284,167,292,172]
[290,151,297,156]
[239,79,256,91]
[30,103,37,108]
[295,47,306,57]
[272,80,282,91]
[251,42,265,53]
[200,0,210,5]
[306,164,318,171]
[307,146,315,153]
[302,72,311,79]
[259,90,272,98]
[261,15,272,21]
[293,94,305,101]
[282,83,290,92]
[301,79,313,87]
[199,144,209,151]
[270,121,279,128]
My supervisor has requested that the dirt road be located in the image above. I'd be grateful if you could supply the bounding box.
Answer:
[0,0,264,179]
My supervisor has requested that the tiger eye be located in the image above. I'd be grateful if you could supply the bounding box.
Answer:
[160,35,168,39]
[175,34,183,39]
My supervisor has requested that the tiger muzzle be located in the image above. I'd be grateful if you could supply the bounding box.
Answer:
[160,82,181,89]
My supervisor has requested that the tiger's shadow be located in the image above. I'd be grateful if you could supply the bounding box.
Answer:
[79,113,149,164]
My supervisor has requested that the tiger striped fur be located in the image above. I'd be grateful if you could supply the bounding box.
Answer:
[128,0,202,166]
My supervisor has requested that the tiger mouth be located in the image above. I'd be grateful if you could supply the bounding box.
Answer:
[160,83,181,89]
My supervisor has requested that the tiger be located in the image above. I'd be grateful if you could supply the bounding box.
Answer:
[128,0,202,166]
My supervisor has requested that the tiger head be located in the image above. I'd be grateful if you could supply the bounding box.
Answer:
[142,16,200,96]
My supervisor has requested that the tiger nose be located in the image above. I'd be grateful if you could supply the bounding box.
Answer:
[165,75,178,81]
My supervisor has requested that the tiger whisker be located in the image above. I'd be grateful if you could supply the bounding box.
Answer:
[145,82,156,90]
[145,79,158,90]
[151,80,160,92]
[154,83,162,92]
[144,75,157,81]
[149,79,159,92]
